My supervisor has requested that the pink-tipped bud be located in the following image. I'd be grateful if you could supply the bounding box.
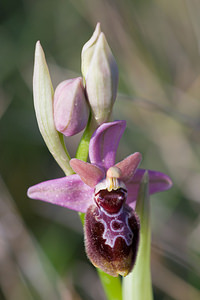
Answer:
[54,77,89,136]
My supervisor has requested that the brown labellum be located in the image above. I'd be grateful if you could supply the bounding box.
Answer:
[84,203,140,277]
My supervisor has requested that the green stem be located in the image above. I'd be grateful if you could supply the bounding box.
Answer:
[76,115,122,300]
[76,113,93,222]
[98,270,122,300]
[122,171,153,300]
[75,112,93,161]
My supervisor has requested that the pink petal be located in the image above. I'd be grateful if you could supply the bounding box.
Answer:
[70,159,105,187]
[126,169,173,210]
[89,120,126,170]
[27,174,94,213]
[115,152,142,182]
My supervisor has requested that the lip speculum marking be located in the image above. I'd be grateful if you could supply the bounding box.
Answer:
[95,205,133,248]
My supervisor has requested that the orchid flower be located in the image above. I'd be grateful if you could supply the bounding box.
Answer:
[28,120,172,277]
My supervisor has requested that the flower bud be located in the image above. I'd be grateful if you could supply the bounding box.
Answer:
[81,23,118,125]
[54,77,89,136]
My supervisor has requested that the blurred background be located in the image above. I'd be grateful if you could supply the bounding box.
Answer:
[0,0,200,299]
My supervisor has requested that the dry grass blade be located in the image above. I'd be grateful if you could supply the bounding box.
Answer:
[0,176,80,300]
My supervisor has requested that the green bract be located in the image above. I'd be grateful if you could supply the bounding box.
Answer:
[33,41,73,176]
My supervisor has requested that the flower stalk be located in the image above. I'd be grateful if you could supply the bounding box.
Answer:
[98,269,122,300]
[75,111,93,162]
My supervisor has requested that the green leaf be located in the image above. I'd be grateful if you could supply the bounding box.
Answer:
[123,171,153,300]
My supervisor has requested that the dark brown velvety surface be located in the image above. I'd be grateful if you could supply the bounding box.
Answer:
[84,204,140,276]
